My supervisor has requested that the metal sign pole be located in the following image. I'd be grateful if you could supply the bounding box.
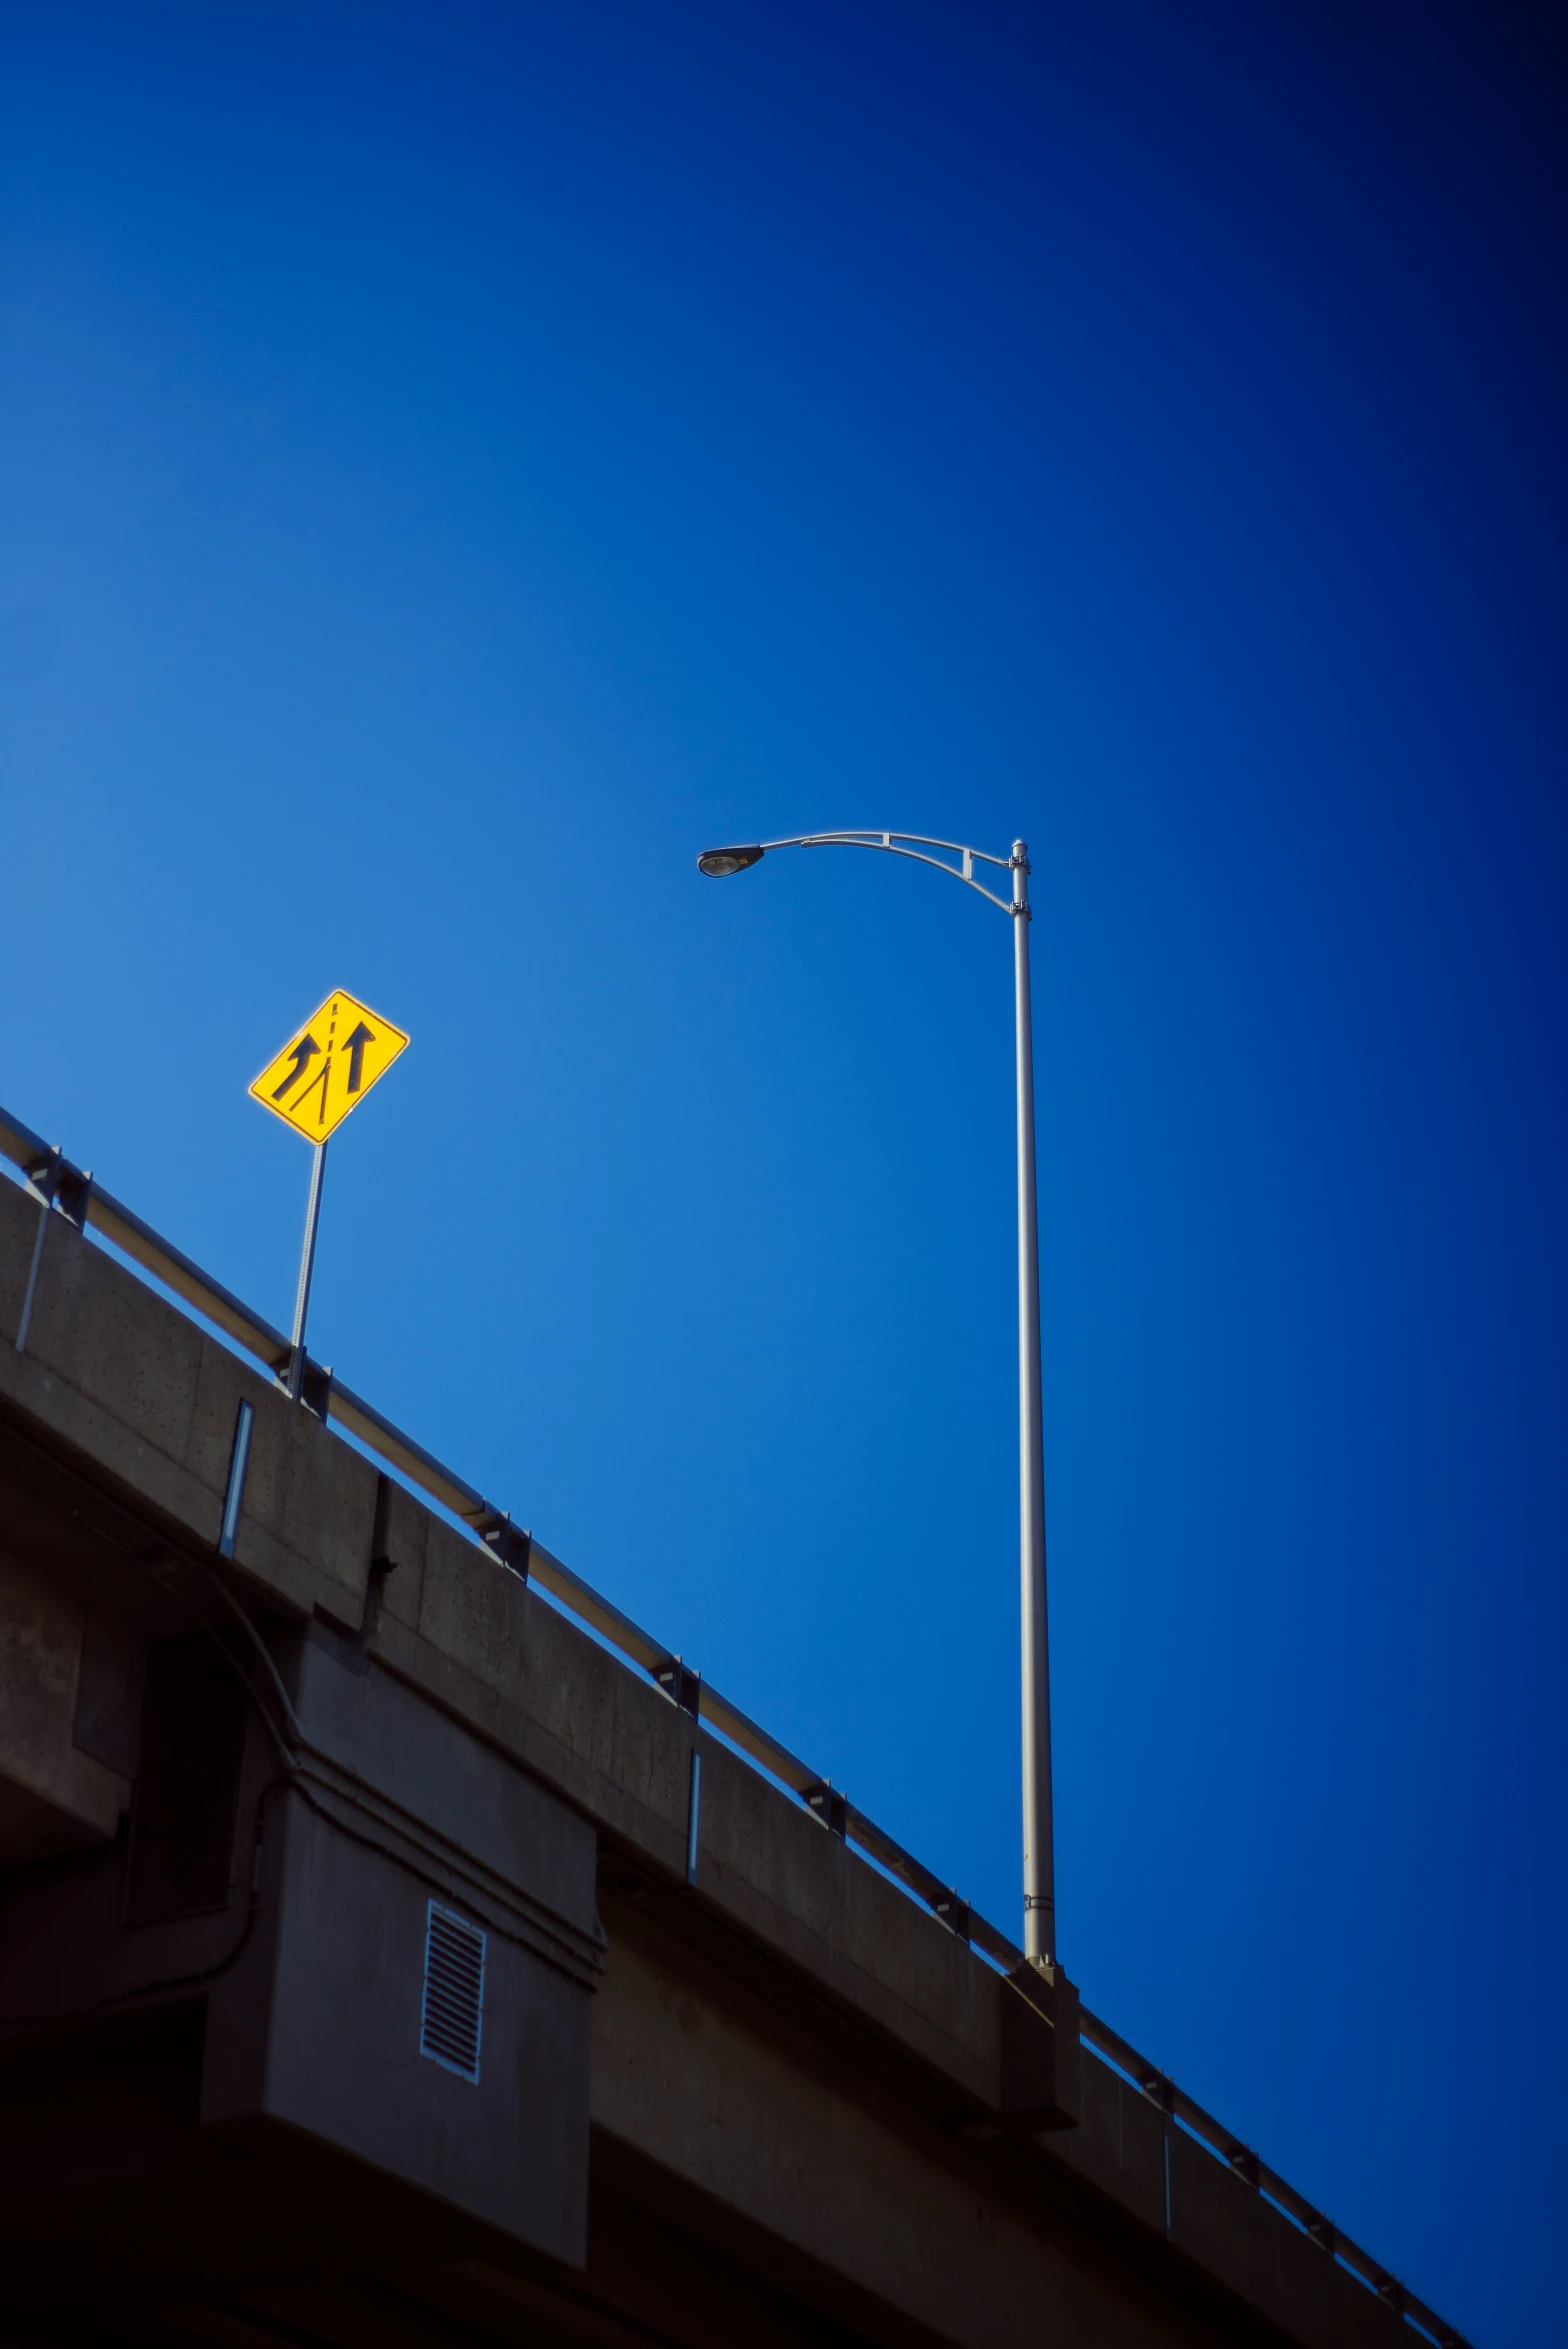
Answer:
[287,1140,328,1402]
[1012,839,1056,1970]
[248,990,408,1406]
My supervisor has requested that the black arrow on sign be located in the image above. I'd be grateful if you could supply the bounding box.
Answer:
[271,1033,321,1100]
[344,1022,376,1094]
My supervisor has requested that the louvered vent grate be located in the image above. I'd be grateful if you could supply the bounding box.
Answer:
[420,1901,486,2083]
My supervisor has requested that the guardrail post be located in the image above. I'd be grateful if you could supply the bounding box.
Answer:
[478,1513,532,1580]
[654,1657,701,1716]
[801,1781,847,1837]
[932,1890,972,1943]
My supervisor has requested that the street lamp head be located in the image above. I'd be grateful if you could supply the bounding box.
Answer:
[696,844,766,878]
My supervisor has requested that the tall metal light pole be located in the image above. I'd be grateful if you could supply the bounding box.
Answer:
[696,831,1057,1969]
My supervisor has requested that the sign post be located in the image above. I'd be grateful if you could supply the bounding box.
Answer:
[249,989,409,1400]
[285,1139,329,1402]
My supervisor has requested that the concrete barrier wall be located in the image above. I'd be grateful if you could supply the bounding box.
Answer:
[0,1173,1416,2349]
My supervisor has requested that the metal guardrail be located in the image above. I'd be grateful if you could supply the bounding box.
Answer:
[0,1103,1469,2349]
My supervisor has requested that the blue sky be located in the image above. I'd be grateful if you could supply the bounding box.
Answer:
[3,5,1565,2339]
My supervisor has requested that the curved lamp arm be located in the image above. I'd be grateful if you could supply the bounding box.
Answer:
[698,831,1023,915]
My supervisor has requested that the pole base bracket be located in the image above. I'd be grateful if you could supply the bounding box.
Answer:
[997,1960,1081,2132]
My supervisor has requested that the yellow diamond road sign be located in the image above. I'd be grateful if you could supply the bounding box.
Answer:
[249,990,409,1143]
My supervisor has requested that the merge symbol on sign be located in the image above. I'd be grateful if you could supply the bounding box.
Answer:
[249,990,409,1143]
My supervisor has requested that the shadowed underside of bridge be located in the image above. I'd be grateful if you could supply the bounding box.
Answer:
[0,1171,1432,2349]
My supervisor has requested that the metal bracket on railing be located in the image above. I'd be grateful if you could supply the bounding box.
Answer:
[296,1357,334,1421]
[25,1147,93,1230]
[801,1780,847,1838]
[1376,2279,1407,2315]
[477,1512,532,1580]
[1141,2071,1176,2115]
[1227,2146,1260,2190]
[654,1656,701,1716]
[1307,2215,1337,2255]
[932,1889,972,1943]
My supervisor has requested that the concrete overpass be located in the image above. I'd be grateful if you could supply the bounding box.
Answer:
[0,1115,1470,2349]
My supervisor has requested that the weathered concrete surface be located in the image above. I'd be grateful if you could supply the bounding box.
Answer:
[0,1550,131,1860]
[593,1910,1177,2349]
[0,1174,1420,2349]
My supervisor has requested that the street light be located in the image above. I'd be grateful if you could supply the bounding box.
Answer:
[696,845,765,877]
[697,829,1058,1972]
